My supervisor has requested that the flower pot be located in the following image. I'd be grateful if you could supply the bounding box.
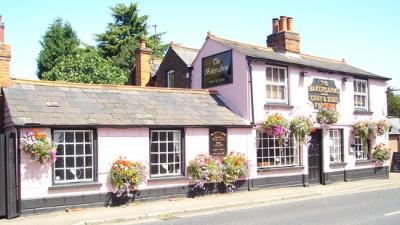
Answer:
[110,192,132,206]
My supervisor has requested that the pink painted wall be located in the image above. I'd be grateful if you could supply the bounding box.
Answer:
[191,39,251,122]
[20,127,254,200]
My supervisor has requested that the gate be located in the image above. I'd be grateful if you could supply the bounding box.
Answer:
[0,133,19,218]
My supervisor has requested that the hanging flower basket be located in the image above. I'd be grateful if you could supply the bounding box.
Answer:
[20,129,56,164]
[374,120,389,136]
[263,113,289,146]
[372,143,390,163]
[353,120,376,140]
[316,103,339,125]
[109,157,147,198]
[290,116,314,144]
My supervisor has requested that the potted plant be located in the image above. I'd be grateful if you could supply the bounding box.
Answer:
[20,129,56,164]
[316,103,339,126]
[372,143,390,163]
[290,116,314,144]
[374,120,389,136]
[221,152,249,192]
[109,157,147,205]
[187,154,223,196]
[263,113,289,146]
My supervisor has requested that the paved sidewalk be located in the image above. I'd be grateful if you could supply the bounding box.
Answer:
[2,173,400,225]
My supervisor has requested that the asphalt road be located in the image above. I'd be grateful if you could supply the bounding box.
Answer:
[134,188,400,225]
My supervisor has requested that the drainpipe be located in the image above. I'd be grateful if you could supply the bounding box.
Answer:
[16,127,21,214]
[247,57,255,192]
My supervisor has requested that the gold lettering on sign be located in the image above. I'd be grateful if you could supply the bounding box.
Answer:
[308,79,340,109]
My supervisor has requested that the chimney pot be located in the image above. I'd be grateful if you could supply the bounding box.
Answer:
[287,17,293,32]
[272,18,279,33]
[279,16,287,32]
[139,38,146,49]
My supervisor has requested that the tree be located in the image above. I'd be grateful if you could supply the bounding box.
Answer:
[41,47,127,84]
[96,3,167,80]
[37,17,80,79]
[388,87,400,116]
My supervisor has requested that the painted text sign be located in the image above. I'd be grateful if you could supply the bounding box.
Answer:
[209,128,227,157]
[308,79,340,109]
[202,50,233,88]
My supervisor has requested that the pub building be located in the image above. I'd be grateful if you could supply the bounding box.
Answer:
[0,16,391,218]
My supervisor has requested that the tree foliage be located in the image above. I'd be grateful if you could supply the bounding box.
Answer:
[96,2,167,77]
[37,18,80,79]
[388,87,400,116]
[41,47,127,84]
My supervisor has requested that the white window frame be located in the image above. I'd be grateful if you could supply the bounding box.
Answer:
[329,129,343,163]
[150,129,182,178]
[266,65,288,104]
[353,79,368,111]
[53,130,94,184]
[256,131,299,168]
[355,137,370,160]
[167,70,175,88]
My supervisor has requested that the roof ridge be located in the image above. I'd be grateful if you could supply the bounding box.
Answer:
[207,33,274,52]
[300,53,346,64]
[170,43,199,52]
[11,78,218,95]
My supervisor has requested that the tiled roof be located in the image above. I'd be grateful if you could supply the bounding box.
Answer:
[150,59,162,77]
[4,79,248,127]
[171,44,199,66]
[208,34,390,80]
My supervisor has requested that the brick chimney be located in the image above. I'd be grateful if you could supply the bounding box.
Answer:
[0,16,11,87]
[267,16,300,53]
[134,37,152,87]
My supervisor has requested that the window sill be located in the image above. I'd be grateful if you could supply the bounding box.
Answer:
[48,182,102,191]
[264,103,294,110]
[353,110,373,115]
[257,165,304,173]
[147,176,188,184]
[329,162,347,167]
[355,160,373,165]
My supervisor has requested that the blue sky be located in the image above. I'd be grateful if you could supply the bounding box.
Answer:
[2,0,400,87]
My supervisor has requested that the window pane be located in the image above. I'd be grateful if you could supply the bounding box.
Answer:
[65,132,74,143]
[75,132,84,142]
[160,154,167,163]
[85,156,92,167]
[151,165,158,175]
[173,131,180,142]
[56,144,64,155]
[150,143,158,153]
[279,69,285,83]
[266,68,272,81]
[273,68,279,82]
[151,131,158,141]
[66,169,75,180]
[55,170,65,181]
[167,132,173,141]
[85,144,92,154]
[66,157,75,168]
[85,168,93,179]
[66,144,74,155]
[160,132,166,141]
[76,169,85,180]
[76,144,84,155]
[160,143,166,152]
[85,132,92,142]
[54,132,64,143]
[55,157,64,168]
[76,157,84,167]
[150,154,158,163]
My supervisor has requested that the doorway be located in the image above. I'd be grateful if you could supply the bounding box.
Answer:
[308,129,322,184]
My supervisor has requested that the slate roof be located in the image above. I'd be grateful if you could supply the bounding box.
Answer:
[208,34,390,80]
[3,80,248,127]
[170,44,199,66]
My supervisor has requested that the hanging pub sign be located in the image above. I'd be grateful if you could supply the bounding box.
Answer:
[209,128,228,157]
[202,50,233,88]
[308,79,340,109]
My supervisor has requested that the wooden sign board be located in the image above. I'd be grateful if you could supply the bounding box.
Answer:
[308,79,340,109]
[202,50,233,88]
[209,128,227,157]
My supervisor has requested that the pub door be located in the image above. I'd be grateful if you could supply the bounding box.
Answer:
[308,129,322,184]
[0,133,19,218]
